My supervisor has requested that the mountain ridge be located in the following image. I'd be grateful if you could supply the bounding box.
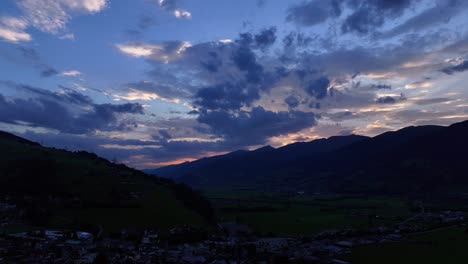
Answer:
[149,120,468,194]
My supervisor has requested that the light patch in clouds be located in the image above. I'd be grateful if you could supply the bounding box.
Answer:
[405,81,432,89]
[174,9,192,19]
[17,0,108,34]
[0,16,31,43]
[114,89,181,104]
[157,0,192,19]
[219,39,233,44]
[100,144,161,150]
[116,43,155,58]
[61,70,81,76]
[116,41,192,62]
[59,33,75,40]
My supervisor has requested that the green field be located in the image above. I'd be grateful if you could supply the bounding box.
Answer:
[348,227,468,263]
[205,191,413,236]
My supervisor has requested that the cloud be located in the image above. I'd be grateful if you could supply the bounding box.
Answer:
[341,7,385,34]
[284,95,300,108]
[158,0,192,19]
[0,82,144,134]
[254,27,277,49]
[116,41,192,62]
[194,82,260,111]
[369,84,392,89]
[286,0,421,35]
[17,47,58,78]
[197,106,318,146]
[116,43,156,58]
[59,33,75,40]
[174,9,192,19]
[0,16,31,43]
[61,70,81,76]
[110,18,468,165]
[440,60,468,75]
[158,0,178,11]
[375,93,406,104]
[123,81,190,102]
[341,0,417,34]
[380,0,468,39]
[114,89,180,103]
[40,68,59,77]
[305,77,330,100]
[17,0,108,34]
[231,46,265,84]
[237,27,277,51]
[286,0,342,27]
[413,98,455,106]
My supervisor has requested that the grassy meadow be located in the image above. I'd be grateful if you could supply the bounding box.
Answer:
[204,190,413,236]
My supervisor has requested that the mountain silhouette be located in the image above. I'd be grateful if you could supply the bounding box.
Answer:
[150,120,468,194]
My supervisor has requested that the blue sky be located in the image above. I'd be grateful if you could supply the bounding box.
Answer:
[1,0,468,168]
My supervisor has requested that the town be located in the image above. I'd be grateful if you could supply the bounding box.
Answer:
[1,197,466,263]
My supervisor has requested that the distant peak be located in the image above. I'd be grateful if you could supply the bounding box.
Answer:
[253,145,275,153]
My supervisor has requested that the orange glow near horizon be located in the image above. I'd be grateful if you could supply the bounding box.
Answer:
[127,151,230,169]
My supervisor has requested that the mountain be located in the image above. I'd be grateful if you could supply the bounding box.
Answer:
[0,131,214,232]
[150,120,468,194]
[149,134,369,189]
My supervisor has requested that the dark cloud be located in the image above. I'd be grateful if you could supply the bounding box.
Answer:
[286,0,419,35]
[17,47,58,78]
[376,96,396,104]
[286,0,342,27]
[284,95,300,108]
[342,0,416,34]
[341,7,385,34]
[380,1,468,38]
[292,31,451,78]
[152,129,173,142]
[376,94,406,104]
[0,82,144,134]
[231,46,264,84]
[283,31,314,49]
[197,106,317,145]
[194,82,260,111]
[2,82,94,106]
[41,68,59,77]
[158,129,172,140]
[325,111,358,122]
[369,84,392,89]
[237,27,277,50]
[305,77,330,99]
[254,27,277,49]
[440,60,468,75]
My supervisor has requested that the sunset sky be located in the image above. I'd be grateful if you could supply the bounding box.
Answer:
[1,0,468,168]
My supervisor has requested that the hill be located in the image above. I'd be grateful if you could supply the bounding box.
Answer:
[150,134,369,189]
[150,120,468,194]
[0,131,214,232]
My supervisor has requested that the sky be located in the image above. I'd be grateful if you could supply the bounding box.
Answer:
[0,0,468,169]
